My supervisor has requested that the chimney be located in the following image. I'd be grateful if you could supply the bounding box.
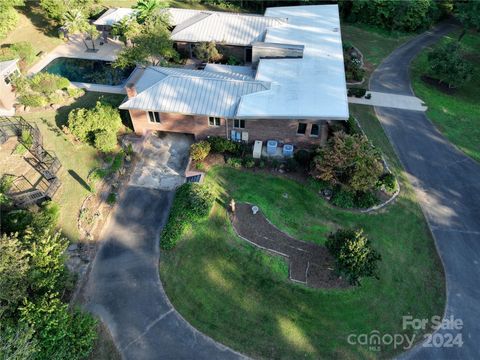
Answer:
[125,83,137,99]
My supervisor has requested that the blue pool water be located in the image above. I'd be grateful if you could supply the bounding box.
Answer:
[41,57,134,86]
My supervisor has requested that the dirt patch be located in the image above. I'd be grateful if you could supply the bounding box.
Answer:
[420,75,456,95]
[231,203,349,289]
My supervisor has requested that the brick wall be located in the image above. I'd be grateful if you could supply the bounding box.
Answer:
[129,110,328,147]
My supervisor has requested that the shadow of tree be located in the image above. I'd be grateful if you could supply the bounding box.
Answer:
[16,4,59,39]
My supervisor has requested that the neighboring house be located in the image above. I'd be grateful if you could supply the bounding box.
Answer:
[93,7,136,37]
[0,59,19,116]
[119,4,349,148]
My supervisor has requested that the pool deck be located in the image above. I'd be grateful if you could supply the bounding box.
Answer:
[28,34,126,94]
[29,34,123,75]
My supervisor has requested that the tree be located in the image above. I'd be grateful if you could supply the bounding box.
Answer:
[111,16,142,46]
[455,0,480,40]
[40,0,95,22]
[427,40,473,88]
[114,18,178,68]
[0,234,29,319]
[347,0,438,32]
[0,324,38,360]
[133,0,167,23]
[311,131,383,192]
[193,42,223,63]
[0,0,23,40]
[0,42,37,72]
[326,228,381,285]
[68,101,122,152]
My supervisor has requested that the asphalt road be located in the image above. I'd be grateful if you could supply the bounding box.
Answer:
[370,23,480,359]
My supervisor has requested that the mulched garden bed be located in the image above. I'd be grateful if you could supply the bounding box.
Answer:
[420,75,456,95]
[230,203,349,289]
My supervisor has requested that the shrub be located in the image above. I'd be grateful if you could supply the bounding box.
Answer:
[0,42,37,71]
[242,156,255,168]
[94,130,118,153]
[346,116,360,135]
[347,87,367,97]
[427,40,473,88]
[226,157,242,169]
[30,73,70,95]
[284,158,299,172]
[354,191,378,208]
[326,228,381,285]
[193,41,222,62]
[294,149,313,168]
[68,102,122,151]
[331,188,355,208]
[207,136,238,153]
[190,141,211,161]
[377,173,398,193]
[227,55,241,65]
[106,193,117,205]
[311,131,383,192]
[67,87,85,98]
[18,94,47,108]
[160,183,215,250]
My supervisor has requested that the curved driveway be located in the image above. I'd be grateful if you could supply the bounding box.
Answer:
[84,134,244,359]
[370,23,480,359]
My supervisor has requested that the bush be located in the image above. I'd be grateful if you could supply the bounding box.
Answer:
[347,87,367,97]
[284,158,299,172]
[377,173,398,193]
[427,40,473,88]
[207,136,238,153]
[18,94,47,108]
[242,156,255,168]
[160,183,215,250]
[94,130,118,153]
[190,141,211,161]
[30,73,70,95]
[311,131,383,192]
[106,193,117,205]
[0,42,37,71]
[354,191,379,208]
[193,41,222,62]
[331,188,355,208]
[226,157,242,168]
[66,87,85,98]
[294,149,313,168]
[68,102,122,151]
[326,228,381,285]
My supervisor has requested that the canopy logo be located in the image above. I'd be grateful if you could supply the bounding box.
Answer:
[347,315,464,352]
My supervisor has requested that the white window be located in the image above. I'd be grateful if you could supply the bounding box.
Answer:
[233,119,245,129]
[297,122,307,135]
[208,117,221,127]
[147,111,161,123]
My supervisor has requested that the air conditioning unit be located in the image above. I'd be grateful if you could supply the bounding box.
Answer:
[241,132,249,142]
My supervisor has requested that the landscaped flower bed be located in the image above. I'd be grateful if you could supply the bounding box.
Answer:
[343,42,365,83]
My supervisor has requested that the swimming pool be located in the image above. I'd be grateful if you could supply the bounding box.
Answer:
[41,57,134,86]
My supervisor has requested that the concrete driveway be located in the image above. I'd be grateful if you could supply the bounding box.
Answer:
[369,23,480,359]
[84,132,244,359]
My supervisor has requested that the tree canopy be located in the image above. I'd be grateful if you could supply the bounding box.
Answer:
[0,0,23,40]
[455,0,480,31]
[427,40,473,88]
[311,131,384,192]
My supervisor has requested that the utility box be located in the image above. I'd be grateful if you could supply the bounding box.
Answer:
[253,140,262,159]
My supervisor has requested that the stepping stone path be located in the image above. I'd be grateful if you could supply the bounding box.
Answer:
[231,203,348,289]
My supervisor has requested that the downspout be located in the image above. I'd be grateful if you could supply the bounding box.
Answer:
[226,118,229,140]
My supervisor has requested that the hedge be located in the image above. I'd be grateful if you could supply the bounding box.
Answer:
[160,183,215,250]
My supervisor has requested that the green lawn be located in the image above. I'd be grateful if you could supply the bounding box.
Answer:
[341,24,414,82]
[411,30,480,162]
[20,92,125,241]
[159,104,445,359]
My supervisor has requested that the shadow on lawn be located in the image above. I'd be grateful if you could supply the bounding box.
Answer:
[16,4,59,39]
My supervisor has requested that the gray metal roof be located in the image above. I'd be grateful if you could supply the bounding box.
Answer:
[169,11,286,46]
[120,66,268,118]
[93,8,136,26]
[0,59,18,76]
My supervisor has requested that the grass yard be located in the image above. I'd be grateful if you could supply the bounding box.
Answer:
[20,92,125,241]
[341,24,414,82]
[159,104,445,359]
[411,30,480,162]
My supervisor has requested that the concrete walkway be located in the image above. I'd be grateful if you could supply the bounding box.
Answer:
[84,133,245,359]
[348,91,427,111]
[369,22,480,359]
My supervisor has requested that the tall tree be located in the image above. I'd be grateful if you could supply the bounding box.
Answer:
[114,17,178,68]
[40,0,95,22]
[111,16,142,46]
[133,0,167,23]
[61,9,98,51]
[455,0,480,40]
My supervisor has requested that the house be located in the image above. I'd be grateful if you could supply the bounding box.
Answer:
[93,8,136,36]
[119,5,349,148]
[0,59,19,116]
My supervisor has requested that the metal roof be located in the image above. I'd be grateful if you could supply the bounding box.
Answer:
[93,8,136,26]
[169,11,287,46]
[0,59,18,76]
[164,8,206,27]
[120,66,268,118]
[204,64,255,78]
[236,5,349,120]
